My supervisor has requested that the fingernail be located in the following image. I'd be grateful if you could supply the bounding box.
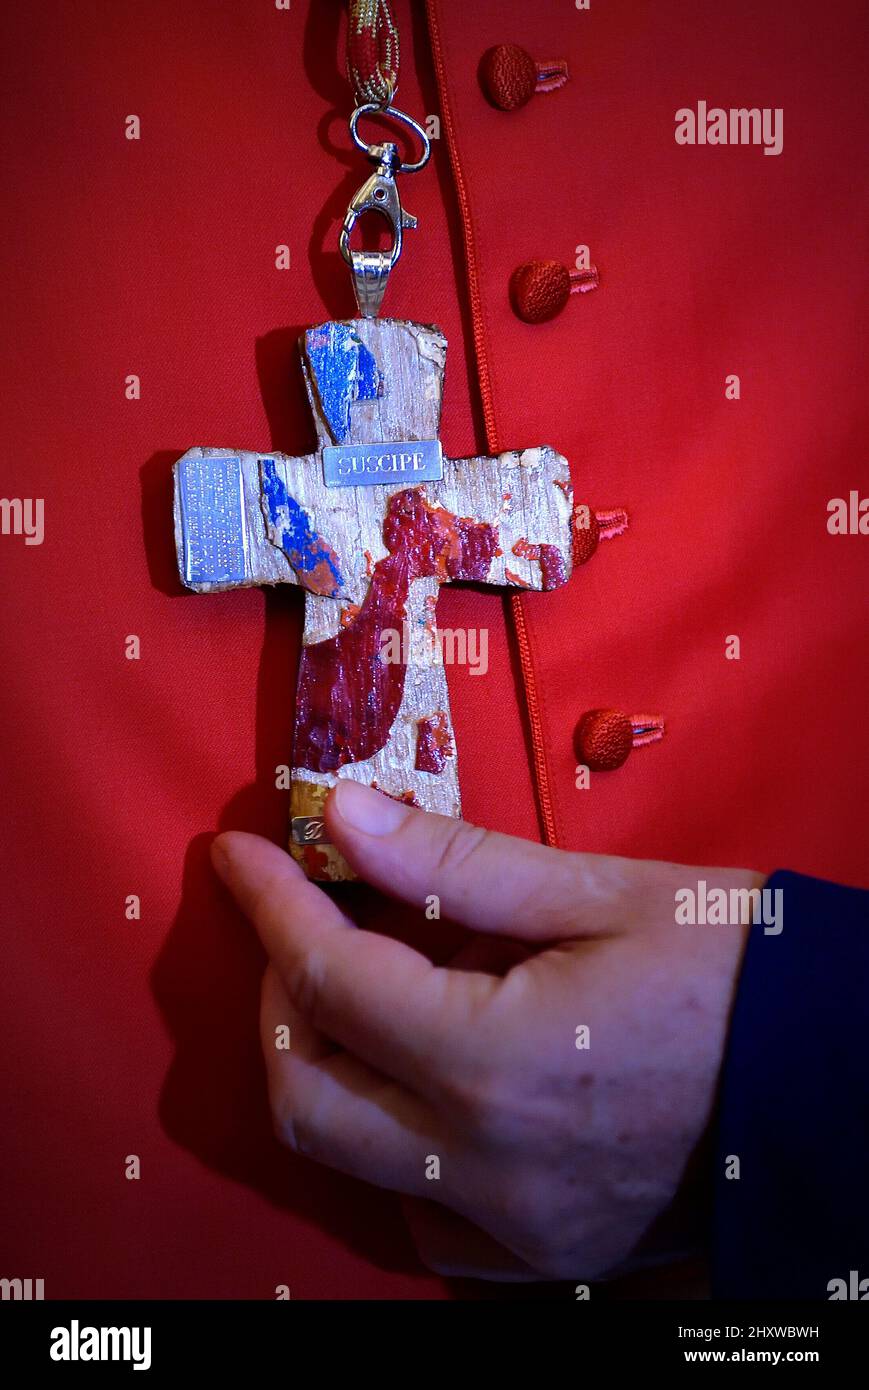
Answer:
[332,780,411,836]
[211,835,232,881]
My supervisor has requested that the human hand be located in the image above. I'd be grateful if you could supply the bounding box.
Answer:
[212,781,762,1282]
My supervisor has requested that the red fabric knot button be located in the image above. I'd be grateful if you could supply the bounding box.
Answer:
[510,259,600,323]
[575,709,665,772]
[572,506,629,565]
[479,45,569,111]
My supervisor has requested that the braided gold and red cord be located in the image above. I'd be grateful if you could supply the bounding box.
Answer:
[347,0,400,105]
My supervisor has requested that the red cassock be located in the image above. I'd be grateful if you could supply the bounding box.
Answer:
[2,0,866,1297]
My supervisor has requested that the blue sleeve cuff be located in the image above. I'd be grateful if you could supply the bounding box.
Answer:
[712,870,869,1299]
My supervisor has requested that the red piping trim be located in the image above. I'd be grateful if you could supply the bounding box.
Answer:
[424,0,499,452]
[510,592,559,846]
[425,0,559,847]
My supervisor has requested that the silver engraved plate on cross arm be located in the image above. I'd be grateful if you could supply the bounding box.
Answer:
[322,438,443,488]
[178,454,248,585]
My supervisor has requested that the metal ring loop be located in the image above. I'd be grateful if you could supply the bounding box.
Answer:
[348,101,431,175]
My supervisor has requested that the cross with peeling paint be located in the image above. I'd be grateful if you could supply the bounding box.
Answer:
[174,318,617,880]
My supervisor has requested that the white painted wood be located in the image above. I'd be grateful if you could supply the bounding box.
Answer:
[174,319,575,879]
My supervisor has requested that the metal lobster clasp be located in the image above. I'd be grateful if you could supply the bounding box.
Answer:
[339,102,430,318]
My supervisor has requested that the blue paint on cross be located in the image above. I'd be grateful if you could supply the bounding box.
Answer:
[260,458,344,596]
[305,322,383,443]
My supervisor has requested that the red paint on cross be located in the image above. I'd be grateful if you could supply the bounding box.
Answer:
[512,536,567,590]
[415,710,454,774]
[371,782,421,808]
[294,489,498,773]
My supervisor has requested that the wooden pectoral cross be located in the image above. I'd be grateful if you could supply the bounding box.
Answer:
[174,318,577,880]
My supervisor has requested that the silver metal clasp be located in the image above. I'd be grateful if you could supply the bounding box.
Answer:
[339,102,431,318]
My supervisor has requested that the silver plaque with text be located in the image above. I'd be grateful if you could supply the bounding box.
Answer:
[178,454,248,586]
[322,438,443,488]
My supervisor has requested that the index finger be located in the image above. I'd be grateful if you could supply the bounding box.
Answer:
[212,830,497,1100]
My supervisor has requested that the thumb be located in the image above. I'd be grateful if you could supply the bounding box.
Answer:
[324,779,628,940]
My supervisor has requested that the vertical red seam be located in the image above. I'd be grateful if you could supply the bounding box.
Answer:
[509,592,559,846]
[424,0,559,848]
